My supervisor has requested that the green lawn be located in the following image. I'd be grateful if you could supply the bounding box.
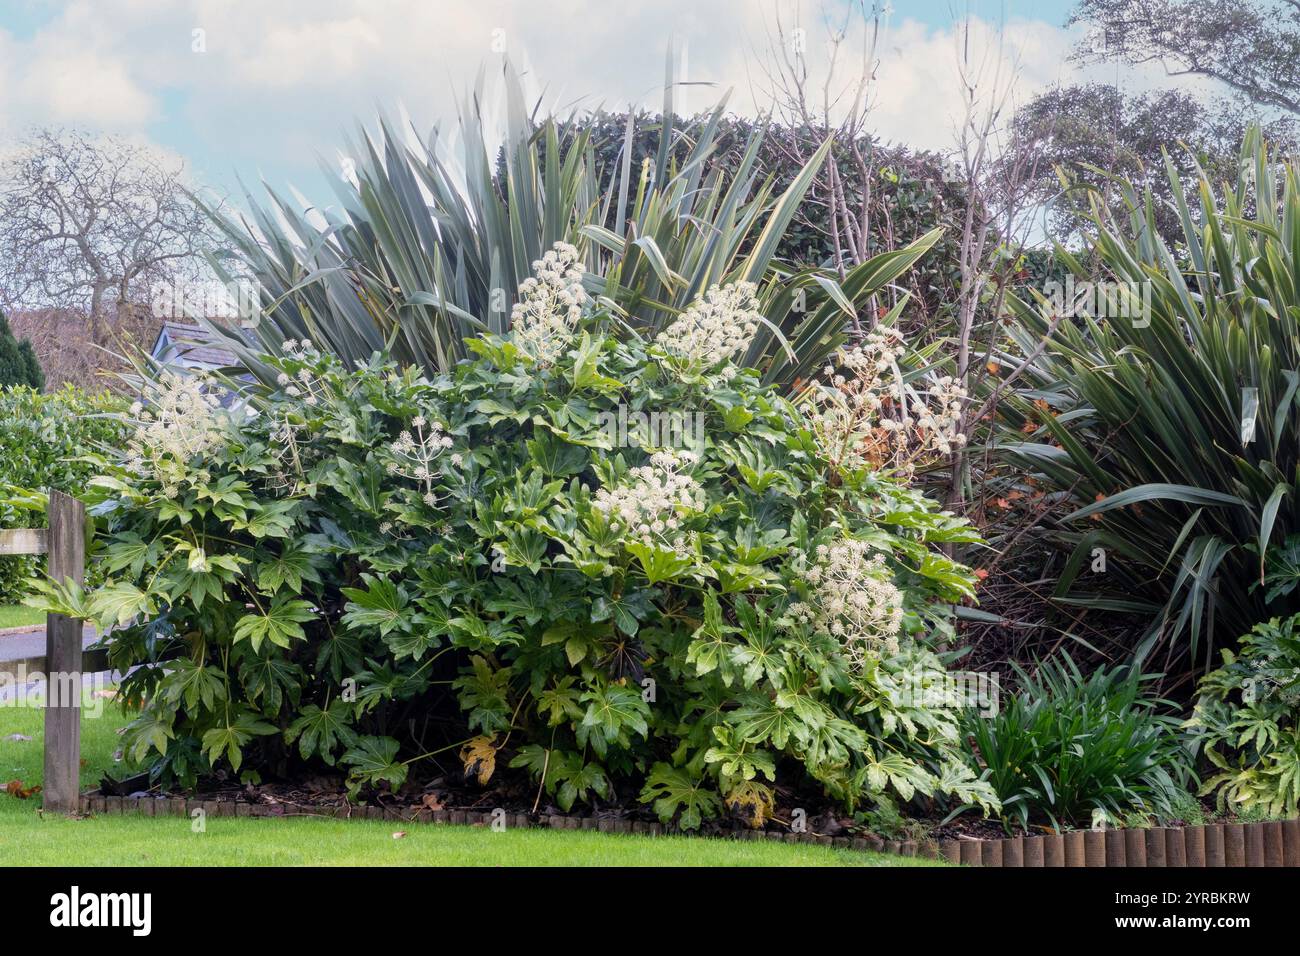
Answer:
[0,695,937,867]
[0,604,43,630]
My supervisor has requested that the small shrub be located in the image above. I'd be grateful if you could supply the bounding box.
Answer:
[1188,613,1300,818]
[40,248,1000,827]
[963,654,1195,832]
[0,385,125,601]
[0,310,42,390]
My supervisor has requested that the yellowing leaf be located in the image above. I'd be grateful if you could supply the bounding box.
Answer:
[459,735,497,786]
[725,780,775,829]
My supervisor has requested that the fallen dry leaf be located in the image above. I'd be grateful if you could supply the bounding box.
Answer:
[391,831,407,839]
[2,734,32,742]
[5,779,41,799]
[420,793,444,812]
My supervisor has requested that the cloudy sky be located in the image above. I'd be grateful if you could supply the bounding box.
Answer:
[0,0,1217,208]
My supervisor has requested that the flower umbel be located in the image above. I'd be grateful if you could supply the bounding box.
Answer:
[592,449,705,558]
[275,339,327,406]
[654,282,762,380]
[807,331,967,476]
[125,371,227,489]
[511,242,588,367]
[385,415,454,508]
[780,537,904,666]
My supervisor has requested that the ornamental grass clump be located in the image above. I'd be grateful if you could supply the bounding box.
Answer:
[37,244,997,829]
[963,654,1195,832]
[999,128,1300,682]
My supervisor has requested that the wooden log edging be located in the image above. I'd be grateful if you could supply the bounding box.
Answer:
[74,793,1300,865]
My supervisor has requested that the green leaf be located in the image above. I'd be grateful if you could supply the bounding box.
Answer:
[638,763,722,830]
[1065,484,1248,522]
[232,597,316,651]
[580,681,649,744]
[340,735,408,794]
[256,546,323,594]
[340,574,407,637]
[286,700,359,765]
[89,581,157,628]
[200,711,277,773]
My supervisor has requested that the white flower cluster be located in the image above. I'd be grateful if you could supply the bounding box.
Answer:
[592,449,705,558]
[808,329,967,475]
[275,339,325,406]
[779,538,904,666]
[125,371,227,492]
[909,375,966,456]
[511,242,588,366]
[266,414,306,494]
[386,415,453,507]
[655,282,762,379]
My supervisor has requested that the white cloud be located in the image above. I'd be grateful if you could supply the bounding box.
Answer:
[867,17,1076,152]
[0,0,1249,197]
[20,52,157,125]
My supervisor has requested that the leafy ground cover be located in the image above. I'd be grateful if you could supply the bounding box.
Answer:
[0,698,935,866]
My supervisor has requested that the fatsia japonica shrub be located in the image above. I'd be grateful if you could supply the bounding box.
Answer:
[44,243,998,828]
[1187,611,1300,817]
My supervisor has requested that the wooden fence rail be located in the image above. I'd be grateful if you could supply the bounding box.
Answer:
[0,489,86,814]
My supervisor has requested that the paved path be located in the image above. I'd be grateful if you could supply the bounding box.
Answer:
[0,624,99,662]
[0,625,122,705]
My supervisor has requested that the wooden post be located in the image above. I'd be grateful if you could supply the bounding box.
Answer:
[43,490,85,815]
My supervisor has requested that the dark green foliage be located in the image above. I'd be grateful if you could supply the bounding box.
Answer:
[0,311,43,390]
[964,654,1195,832]
[1000,129,1300,684]
[1188,601,1300,817]
[0,385,125,600]
[17,341,42,391]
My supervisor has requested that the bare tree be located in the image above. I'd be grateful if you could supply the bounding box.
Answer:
[0,129,218,345]
[944,17,1047,513]
[749,0,887,293]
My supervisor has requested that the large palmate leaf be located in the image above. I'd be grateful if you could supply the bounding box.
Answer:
[232,596,316,651]
[340,735,408,795]
[638,762,723,830]
[200,710,277,773]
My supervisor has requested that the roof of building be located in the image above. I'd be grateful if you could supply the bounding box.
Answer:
[150,321,240,371]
